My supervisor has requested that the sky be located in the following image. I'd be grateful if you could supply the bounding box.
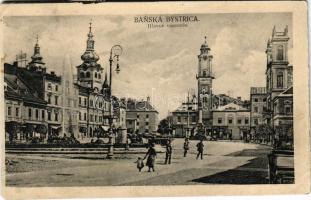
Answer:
[3,13,292,119]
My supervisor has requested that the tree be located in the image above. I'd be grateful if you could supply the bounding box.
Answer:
[255,124,274,143]
[157,119,170,135]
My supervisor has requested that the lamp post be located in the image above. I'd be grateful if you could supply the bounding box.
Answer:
[107,45,123,159]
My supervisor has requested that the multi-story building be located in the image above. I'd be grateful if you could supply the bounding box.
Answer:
[125,97,158,134]
[171,95,198,137]
[76,22,111,140]
[4,63,48,142]
[212,103,250,140]
[250,87,267,136]
[4,36,64,141]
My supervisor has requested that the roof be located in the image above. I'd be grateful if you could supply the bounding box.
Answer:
[213,102,248,112]
[126,99,158,113]
[4,73,47,106]
[250,87,267,95]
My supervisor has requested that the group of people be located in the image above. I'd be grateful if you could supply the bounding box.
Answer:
[135,138,206,172]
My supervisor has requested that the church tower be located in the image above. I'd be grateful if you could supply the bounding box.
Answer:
[28,35,46,72]
[77,21,104,93]
[197,36,214,127]
[266,26,290,124]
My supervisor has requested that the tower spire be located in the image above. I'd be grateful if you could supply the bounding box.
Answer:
[81,20,99,63]
[29,34,45,68]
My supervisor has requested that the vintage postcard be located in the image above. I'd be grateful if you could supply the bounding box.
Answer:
[0,1,309,199]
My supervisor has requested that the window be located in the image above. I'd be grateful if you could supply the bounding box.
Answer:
[254,118,258,125]
[254,106,258,113]
[84,113,87,121]
[90,100,93,107]
[218,118,222,124]
[237,119,242,124]
[79,112,81,120]
[86,72,90,78]
[192,116,196,122]
[277,72,283,88]
[146,114,149,118]
[203,70,207,77]
[245,118,249,124]
[15,107,19,117]
[90,114,93,122]
[42,110,45,119]
[79,97,81,105]
[146,122,149,125]
[129,121,132,125]
[80,72,85,78]
[98,74,101,79]
[6,106,12,116]
[28,108,32,118]
[48,95,51,104]
[228,118,233,124]
[48,112,51,121]
[55,113,58,121]
[177,116,181,123]
[277,45,284,60]
[47,83,52,90]
[263,98,267,102]
[55,85,58,91]
[94,72,97,78]
[35,109,39,119]
[137,122,140,126]
[84,98,87,106]
[285,105,291,114]
[137,114,140,118]
[55,96,58,105]
[95,115,97,122]
[254,98,258,102]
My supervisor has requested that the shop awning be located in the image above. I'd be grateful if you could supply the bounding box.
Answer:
[50,125,61,130]
[100,125,110,132]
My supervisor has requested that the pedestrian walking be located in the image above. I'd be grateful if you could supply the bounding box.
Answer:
[135,157,144,172]
[183,138,189,157]
[164,139,172,164]
[144,143,157,172]
[196,139,204,160]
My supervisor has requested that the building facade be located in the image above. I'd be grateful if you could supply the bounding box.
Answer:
[250,87,267,136]
[171,95,198,138]
[212,103,250,140]
[125,98,158,134]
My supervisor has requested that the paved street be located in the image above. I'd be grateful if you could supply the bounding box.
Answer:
[6,139,271,186]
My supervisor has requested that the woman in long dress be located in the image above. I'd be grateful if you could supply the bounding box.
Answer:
[144,143,157,172]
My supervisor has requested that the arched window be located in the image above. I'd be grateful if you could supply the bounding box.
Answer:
[94,72,97,78]
[203,70,207,77]
[86,72,90,78]
[277,45,284,60]
[80,72,85,79]
[277,72,283,88]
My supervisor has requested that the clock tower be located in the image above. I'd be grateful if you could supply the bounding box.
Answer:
[197,36,214,127]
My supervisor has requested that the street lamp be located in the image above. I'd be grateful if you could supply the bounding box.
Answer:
[107,45,123,159]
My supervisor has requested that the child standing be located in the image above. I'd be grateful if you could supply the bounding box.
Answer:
[135,157,144,172]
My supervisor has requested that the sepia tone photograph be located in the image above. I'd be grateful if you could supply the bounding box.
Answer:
[0,2,309,199]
